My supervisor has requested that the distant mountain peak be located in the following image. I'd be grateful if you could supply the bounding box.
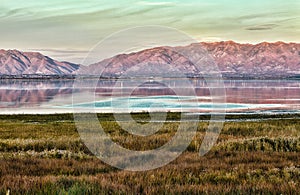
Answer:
[86,41,300,78]
[0,49,80,76]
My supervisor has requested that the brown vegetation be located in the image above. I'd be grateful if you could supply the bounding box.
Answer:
[0,113,299,194]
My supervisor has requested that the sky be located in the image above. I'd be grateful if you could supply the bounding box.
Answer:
[0,0,299,63]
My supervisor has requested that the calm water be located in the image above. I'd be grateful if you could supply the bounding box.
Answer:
[0,79,299,114]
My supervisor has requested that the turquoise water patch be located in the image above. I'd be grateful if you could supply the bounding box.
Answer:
[69,95,251,110]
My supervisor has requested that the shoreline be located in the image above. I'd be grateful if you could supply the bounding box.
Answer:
[0,109,298,115]
[0,112,299,121]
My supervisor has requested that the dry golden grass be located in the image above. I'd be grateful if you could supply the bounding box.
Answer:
[0,113,299,194]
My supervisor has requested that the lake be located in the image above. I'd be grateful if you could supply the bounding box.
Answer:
[0,79,299,114]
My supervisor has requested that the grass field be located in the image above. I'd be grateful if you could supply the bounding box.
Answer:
[0,113,300,194]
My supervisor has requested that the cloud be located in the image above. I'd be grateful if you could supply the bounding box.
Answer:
[196,36,223,42]
[238,12,286,21]
[245,24,278,31]
[137,1,175,6]
[28,48,89,54]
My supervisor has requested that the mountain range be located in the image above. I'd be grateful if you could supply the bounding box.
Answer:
[0,41,299,78]
[0,49,79,76]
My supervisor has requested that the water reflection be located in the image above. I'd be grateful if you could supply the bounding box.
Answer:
[0,79,299,113]
[0,80,74,108]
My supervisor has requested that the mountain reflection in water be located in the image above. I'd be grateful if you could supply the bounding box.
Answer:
[0,79,299,114]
